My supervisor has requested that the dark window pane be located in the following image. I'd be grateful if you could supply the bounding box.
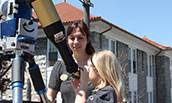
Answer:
[128,48,131,72]
[49,52,57,66]
[105,38,109,50]
[111,40,115,54]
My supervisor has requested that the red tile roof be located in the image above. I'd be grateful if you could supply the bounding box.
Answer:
[32,2,100,27]
[142,35,171,50]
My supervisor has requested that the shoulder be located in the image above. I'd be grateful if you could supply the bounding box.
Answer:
[87,86,117,103]
[48,59,67,90]
[53,59,65,68]
[97,86,116,96]
[52,59,66,72]
[50,59,67,80]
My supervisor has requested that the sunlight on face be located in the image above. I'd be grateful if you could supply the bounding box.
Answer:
[67,28,88,54]
[87,60,100,86]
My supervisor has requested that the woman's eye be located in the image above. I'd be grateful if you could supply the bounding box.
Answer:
[70,37,75,40]
[78,37,84,40]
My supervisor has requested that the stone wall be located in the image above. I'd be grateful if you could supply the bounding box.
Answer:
[137,50,148,103]
[0,38,47,101]
[90,31,100,51]
[156,56,171,103]
[116,41,129,99]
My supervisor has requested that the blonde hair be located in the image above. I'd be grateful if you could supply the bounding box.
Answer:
[88,50,126,102]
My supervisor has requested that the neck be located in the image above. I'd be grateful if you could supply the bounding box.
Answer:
[73,52,90,66]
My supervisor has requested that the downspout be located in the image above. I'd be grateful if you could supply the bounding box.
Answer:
[99,26,112,50]
[155,49,162,103]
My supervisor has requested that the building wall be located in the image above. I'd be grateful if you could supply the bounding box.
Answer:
[116,41,130,99]
[156,56,171,103]
[90,31,100,51]
[137,50,148,103]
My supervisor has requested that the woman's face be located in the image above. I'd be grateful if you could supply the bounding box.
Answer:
[87,61,100,86]
[67,27,88,54]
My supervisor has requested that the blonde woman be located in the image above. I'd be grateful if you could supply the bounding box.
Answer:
[71,50,126,103]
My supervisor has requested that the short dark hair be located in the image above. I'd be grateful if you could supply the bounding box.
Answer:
[67,21,95,55]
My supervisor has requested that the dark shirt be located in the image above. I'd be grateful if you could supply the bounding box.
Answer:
[48,60,93,103]
[86,86,117,103]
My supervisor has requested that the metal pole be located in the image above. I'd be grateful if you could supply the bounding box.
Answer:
[12,52,25,103]
[80,0,93,31]
[26,78,31,101]
[83,0,90,30]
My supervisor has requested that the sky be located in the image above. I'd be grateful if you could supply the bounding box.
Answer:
[52,0,172,48]
[0,0,171,47]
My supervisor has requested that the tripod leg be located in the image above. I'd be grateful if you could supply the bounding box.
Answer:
[28,59,48,103]
[12,57,25,103]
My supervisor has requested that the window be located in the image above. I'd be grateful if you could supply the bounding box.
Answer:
[104,38,109,50]
[128,91,132,103]
[128,48,131,72]
[147,55,153,77]
[150,92,153,103]
[48,40,58,66]
[133,49,136,74]
[128,91,138,103]
[134,91,137,103]
[110,40,116,54]
[104,37,116,54]
[128,47,137,74]
[148,92,153,103]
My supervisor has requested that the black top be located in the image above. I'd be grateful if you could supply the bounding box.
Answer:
[48,60,93,103]
[86,86,117,103]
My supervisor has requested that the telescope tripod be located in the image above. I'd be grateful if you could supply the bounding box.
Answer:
[1,50,48,103]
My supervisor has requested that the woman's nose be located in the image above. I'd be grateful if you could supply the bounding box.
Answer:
[74,38,79,43]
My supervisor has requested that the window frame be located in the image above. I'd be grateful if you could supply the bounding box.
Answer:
[104,37,116,54]
[129,91,138,103]
[147,54,154,77]
[47,40,60,67]
[128,47,137,74]
[147,91,153,103]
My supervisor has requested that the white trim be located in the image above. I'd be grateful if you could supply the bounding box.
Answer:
[129,91,138,103]
[163,50,172,57]
[47,40,58,66]
[92,21,159,54]
[46,66,53,86]
[129,73,138,91]
[105,37,117,54]
[128,47,137,74]
[148,91,153,103]
[147,54,153,77]
[147,77,153,92]
[46,39,50,85]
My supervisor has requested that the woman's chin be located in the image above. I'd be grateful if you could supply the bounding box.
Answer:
[73,49,83,53]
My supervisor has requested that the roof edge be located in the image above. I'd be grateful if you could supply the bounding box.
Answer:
[99,18,162,50]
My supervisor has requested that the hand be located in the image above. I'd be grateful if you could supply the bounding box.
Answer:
[71,65,89,94]
[71,78,80,94]
[80,65,89,85]
[72,66,89,103]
